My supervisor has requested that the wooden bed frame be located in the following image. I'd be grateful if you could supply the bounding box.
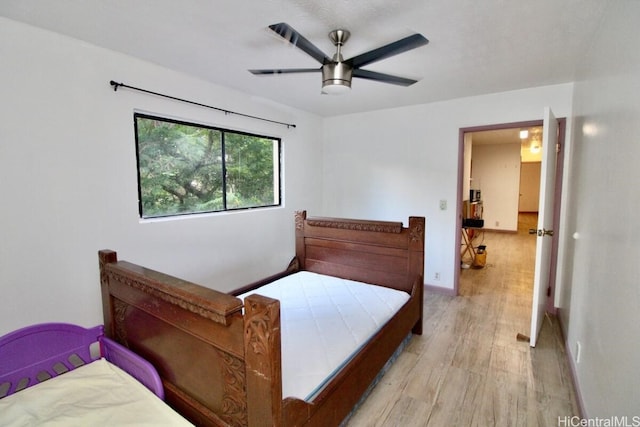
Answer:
[99,210,425,426]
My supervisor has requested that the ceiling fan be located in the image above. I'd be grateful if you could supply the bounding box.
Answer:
[249,22,429,94]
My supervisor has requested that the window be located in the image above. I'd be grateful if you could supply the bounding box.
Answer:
[134,113,281,218]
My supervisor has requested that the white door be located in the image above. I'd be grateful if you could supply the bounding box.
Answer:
[529,107,558,347]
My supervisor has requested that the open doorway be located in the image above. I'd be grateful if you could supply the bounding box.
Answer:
[454,118,566,304]
[454,118,565,317]
[462,125,543,236]
[456,121,543,281]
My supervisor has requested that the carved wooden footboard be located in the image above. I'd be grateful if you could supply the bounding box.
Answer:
[99,250,280,427]
[99,210,424,426]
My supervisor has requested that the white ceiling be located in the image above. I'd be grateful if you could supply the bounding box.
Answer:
[0,0,608,117]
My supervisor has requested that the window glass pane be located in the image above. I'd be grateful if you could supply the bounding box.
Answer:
[134,114,281,218]
[225,132,279,209]
[136,116,223,217]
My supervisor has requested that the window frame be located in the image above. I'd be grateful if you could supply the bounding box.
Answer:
[133,112,282,219]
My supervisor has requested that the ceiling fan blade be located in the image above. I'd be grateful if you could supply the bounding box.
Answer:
[268,22,331,65]
[349,33,428,68]
[352,69,419,86]
[249,68,320,75]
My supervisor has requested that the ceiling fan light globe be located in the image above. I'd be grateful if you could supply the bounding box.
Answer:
[322,81,351,94]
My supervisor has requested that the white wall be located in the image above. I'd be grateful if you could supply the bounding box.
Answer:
[560,1,640,417]
[471,143,521,231]
[322,84,573,291]
[519,162,541,212]
[0,18,323,336]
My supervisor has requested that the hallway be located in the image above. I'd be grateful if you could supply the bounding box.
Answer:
[347,213,579,426]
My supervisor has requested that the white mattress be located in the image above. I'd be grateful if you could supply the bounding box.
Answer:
[239,271,409,401]
[0,358,193,427]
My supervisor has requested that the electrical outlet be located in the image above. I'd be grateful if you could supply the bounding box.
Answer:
[439,200,447,210]
[575,341,582,364]
[434,272,440,281]
[495,221,500,227]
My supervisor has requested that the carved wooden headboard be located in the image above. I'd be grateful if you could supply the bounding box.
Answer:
[294,210,425,294]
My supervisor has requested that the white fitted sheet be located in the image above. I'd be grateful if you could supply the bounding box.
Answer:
[0,358,193,427]
[239,271,410,401]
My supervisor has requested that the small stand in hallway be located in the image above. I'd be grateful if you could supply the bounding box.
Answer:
[461,223,484,268]
[461,194,484,268]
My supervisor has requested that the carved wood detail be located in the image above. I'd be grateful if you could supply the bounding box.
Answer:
[294,210,305,231]
[98,250,117,289]
[218,350,248,427]
[306,218,402,234]
[113,298,129,346]
[245,300,275,356]
[106,271,229,324]
[99,262,109,289]
[409,218,425,244]
[244,295,282,426]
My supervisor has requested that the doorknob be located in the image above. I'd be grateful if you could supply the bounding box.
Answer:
[543,229,554,237]
[528,229,538,235]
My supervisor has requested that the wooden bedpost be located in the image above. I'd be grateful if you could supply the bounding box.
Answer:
[244,294,283,427]
[294,210,307,270]
[408,216,425,335]
[98,250,118,338]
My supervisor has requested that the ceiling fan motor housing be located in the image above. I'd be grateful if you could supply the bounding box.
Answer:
[322,61,353,88]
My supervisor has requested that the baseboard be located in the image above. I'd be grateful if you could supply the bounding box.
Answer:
[556,309,587,418]
[423,283,457,296]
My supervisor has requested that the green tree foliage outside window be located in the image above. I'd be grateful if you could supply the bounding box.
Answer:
[135,114,281,218]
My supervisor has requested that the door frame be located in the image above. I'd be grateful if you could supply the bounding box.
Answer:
[454,119,565,304]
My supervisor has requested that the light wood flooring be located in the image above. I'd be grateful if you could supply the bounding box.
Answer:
[346,213,579,426]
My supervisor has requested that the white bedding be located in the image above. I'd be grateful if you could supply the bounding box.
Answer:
[0,358,193,427]
[239,271,410,401]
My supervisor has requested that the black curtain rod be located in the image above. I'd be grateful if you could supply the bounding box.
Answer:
[109,80,296,129]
